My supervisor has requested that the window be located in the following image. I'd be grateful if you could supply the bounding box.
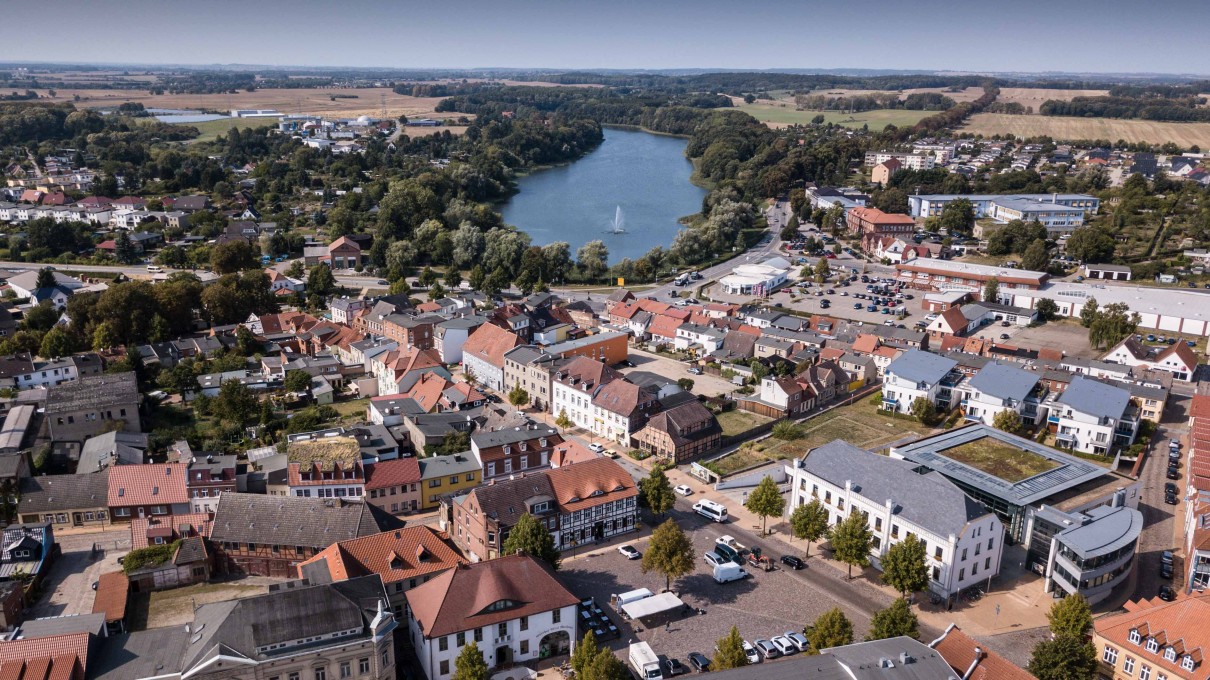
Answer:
[552,608,561,623]
[439,636,448,652]
[474,628,483,642]
[1129,629,1142,645]
[339,661,351,679]
[288,674,300,680]
[1103,646,1118,664]
[359,658,370,674]
[439,660,449,676]
[314,669,327,680]
[520,616,529,632]
[457,632,466,646]
[520,639,530,655]
[1181,657,1194,672]
[874,517,882,532]
[934,546,942,560]
[498,622,507,637]
[959,568,965,581]
[449,475,459,484]
[1145,638,1158,654]
[1123,656,1134,675]
[1164,648,1176,662]
[1139,665,1151,680]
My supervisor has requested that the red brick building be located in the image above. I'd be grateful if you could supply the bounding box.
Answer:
[846,206,917,251]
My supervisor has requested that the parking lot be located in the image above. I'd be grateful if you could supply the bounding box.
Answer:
[621,349,736,398]
[28,529,130,619]
[558,500,894,671]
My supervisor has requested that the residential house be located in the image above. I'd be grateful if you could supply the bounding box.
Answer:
[0,631,90,680]
[1050,376,1139,455]
[1093,593,1210,680]
[785,440,1003,599]
[17,472,110,528]
[846,206,917,251]
[462,323,524,393]
[418,453,481,511]
[77,431,148,473]
[957,362,1044,426]
[881,350,960,414]
[502,346,556,410]
[328,235,365,269]
[542,331,629,365]
[435,316,486,364]
[265,436,366,499]
[550,356,622,432]
[871,158,901,186]
[929,624,1037,680]
[182,452,237,515]
[471,422,563,481]
[631,399,722,463]
[371,347,448,396]
[590,378,658,447]
[364,457,422,515]
[0,522,54,583]
[798,360,851,406]
[1104,337,1198,382]
[406,555,578,680]
[107,464,190,522]
[737,376,814,419]
[299,525,464,619]
[46,372,140,444]
[208,493,404,577]
[382,313,440,351]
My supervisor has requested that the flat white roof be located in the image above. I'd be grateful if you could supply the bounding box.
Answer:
[899,258,1048,282]
[1021,281,1210,324]
[621,592,685,619]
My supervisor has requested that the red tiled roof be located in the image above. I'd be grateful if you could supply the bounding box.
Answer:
[546,457,638,512]
[462,323,523,369]
[647,314,683,341]
[402,372,451,412]
[852,334,880,355]
[130,513,211,549]
[1190,394,1210,420]
[849,205,916,226]
[365,458,422,491]
[1096,593,1210,678]
[931,625,1035,680]
[92,571,128,624]
[551,439,598,468]
[297,525,464,586]
[0,632,89,678]
[328,235,360,251]
[405,554,579,638]
[108,463,188,507]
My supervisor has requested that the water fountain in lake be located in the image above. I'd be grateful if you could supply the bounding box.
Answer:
[604,205,627,234]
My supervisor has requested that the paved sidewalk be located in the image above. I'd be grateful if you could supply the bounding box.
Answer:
[658,464,1056,638]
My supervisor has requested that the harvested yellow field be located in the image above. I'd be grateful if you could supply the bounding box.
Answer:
[805,87,986,102]
[994,87,1109,110]
[962,113,1210,147]
[32,87,458,119]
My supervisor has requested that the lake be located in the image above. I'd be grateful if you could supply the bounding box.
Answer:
[501,127,706,263]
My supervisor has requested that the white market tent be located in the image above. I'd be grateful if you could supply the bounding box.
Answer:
[620,592,685,620]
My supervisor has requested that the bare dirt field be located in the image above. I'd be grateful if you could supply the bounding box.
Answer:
[32,87,458,119]
[994,87,1108,110]
[962,113,1210,147]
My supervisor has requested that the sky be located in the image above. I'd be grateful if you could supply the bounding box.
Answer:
[4,0,1208,75]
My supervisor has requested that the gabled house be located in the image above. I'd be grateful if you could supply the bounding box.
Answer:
[461,323,523,393]
[1104,336,1199,382]
[631,400,722,463]
[107,463,190,522]
[881,349,959,414]
[590,378,658,447]
[471,422,563,480]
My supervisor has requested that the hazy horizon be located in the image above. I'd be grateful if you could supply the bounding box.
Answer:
[3,0,1208,76]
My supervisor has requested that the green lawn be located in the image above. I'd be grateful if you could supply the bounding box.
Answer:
[710,399,933,475]
[940,437,1060,482]
[330,397,370,422]
[717,409,773,437]
[725,103,930,130]
[173,116,281,143]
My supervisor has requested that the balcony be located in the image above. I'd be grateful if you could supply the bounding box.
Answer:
[1047,415,1060,424]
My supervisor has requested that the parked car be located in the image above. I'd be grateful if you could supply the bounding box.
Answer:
[1160,561,1174,579]
[1168,468,1182,480]
[662,658,687,677]
[618,545,642,560]
[687,367,703,375]
[1162,550,1175,565]
[1159,584,1177,602]
[588,443,605,453]
[1165,493,1179,505]
[1166,482,1180,495]
[754,639,781,660]
[687,652,711,672]
[785,631,810,652]
[726,640,753,664]
[780,555,805,570]
[1000,334,1010,340]
[674,484,693,496]
[771,636,798,656]
[704,551,727,568]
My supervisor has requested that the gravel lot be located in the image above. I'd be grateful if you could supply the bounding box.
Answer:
[557,502,907,670]
[28,529,130,619]
[621,349,736,398]
[1007,320,1100,359]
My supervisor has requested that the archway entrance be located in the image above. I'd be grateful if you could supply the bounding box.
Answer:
[495,645,511,667]
[539,631,571,659]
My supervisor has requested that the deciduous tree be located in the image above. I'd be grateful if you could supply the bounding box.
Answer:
[641,519,695,592]
[1047,594,1093,638]
[507,383,529,407]
[789,499,829,558]
[712,626,749,670]
[501,513,561,570]
[866,598,919,641]
[452,641,489,680]
[830,510,872,579]
[993,409,1023,435]
[570,632,598,676]
[283,369,313,394]
[1028,632,1098,680]
[806,608,853,654]
[880,534,929,597]
[639,467,676,517]
[744,475,785,535]
[982,276,1000,303]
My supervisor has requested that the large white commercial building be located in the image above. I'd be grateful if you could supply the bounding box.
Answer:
[1006,281,1210,338]
[785,440,1004,599]
[907,193,1100,220]
[718,257,790,296]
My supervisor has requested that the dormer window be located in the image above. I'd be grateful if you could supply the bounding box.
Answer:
[1182,656,1195,671]
[1146,638,1159,653]
[1165,648,1177,662]
[540,438,548,447]
[1130,629,1142,645]
[481,599,521,614]
[504,446,511,454]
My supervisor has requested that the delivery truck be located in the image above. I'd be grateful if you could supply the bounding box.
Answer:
[629,641,664,680]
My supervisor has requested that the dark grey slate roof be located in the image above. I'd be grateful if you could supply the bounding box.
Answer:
[969,363,1038,403]
[886,349,957,385]
[210,493,403,548]
[18,472,109,513]
[88,626,191,680]
[1057,376,1130,421]
[824,637,959,680]
[1048,505,1143,559]
[15,612,106,638]
[182,575,387,673]
[798,440,989,538]
[471,423,559,448]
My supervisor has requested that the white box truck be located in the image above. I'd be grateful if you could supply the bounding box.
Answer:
[713,562,749,584]
[629,641,664,680]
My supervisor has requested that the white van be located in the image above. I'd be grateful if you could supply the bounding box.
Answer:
[693,499,728,523]
[146,265,162,273]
